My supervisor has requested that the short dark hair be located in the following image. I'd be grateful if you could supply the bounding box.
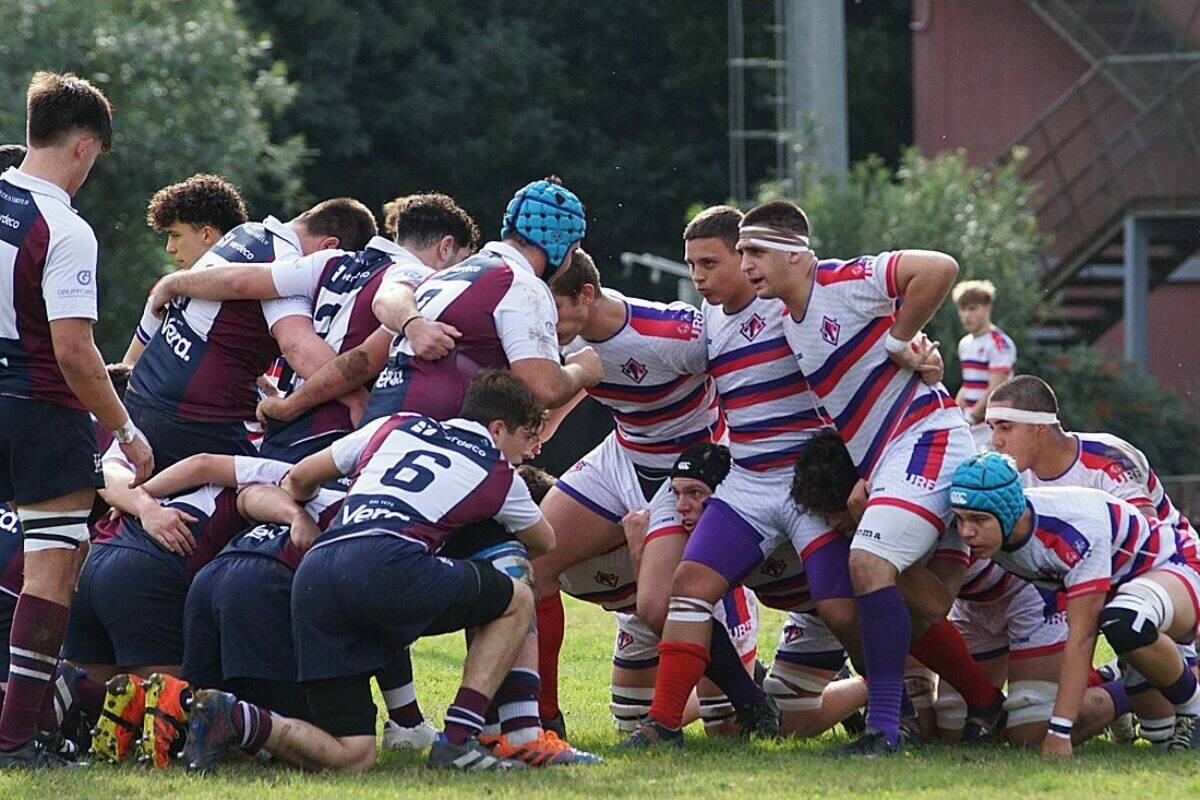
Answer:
[741,200,810,237]
[145,174,248,235]
[683,205,742,250]
[26,71,113,153]
[460,369,544,434]
[383,193,479,251]
[0,145,27,172]
[516,464,556,505]
[549,248,601,298]
[106,362,132,401]
[790,429,859,515]
[990,375,1059,414]
[295,198,377,252]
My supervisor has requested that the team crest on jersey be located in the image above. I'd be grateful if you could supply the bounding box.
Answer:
[821,316,841,346]
[617,630,634,651]
[595,570,619,589]
[783,623,803,644]
[740,313,766,342]
[621,357,649,384]
[760,557,786,578]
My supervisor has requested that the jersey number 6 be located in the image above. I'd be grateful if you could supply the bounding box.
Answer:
[381,449,452,493]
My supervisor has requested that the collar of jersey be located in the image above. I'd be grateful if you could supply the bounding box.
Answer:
[366,235,423,265]
[1,167,72,208]
[263,215,302,253]
[444,417,497,446]
[482,240,535,276]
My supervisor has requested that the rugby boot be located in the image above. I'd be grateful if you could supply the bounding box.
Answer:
[428,734,525,771]
[1167,714,1200,751]
[140,673,191,767]
[617,719,684,749]
[541,711,567,739]
[0,737,88,769]
[481,730,602,766]
[182,690,238,771]
[962,691,1007,744]
[833,727,899,758]
[91,674,146,764]
[382,719,437,751]
[898,716,923,748]
[735,691,781,739]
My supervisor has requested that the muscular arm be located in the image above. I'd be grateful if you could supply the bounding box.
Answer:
[510,356,600,410]
[236,484,306,526]
[121,336,145,367]
[50,318,131,432]
[271,315,339,380]
[372,281,419,333]
[141,453,239,497]
[258,328,391,423]
[889,250,959,341]
[150,265,279,309]
[512,516,555,559]
[1048,592,1105,753]
[282,450,345,503]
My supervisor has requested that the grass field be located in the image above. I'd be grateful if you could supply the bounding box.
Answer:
[1,597,1197,799]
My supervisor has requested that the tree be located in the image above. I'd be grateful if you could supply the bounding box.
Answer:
[0,0,306,356]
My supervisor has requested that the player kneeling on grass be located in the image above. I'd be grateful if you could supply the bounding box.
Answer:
[950,453,1200,755]
[182,370,549,773]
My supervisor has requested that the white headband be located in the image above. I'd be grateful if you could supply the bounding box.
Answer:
[737,224,811,254]
[984,406,1060,426]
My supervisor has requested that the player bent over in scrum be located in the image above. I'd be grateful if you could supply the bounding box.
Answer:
[950,453,1200,755]
[182,371,548,773]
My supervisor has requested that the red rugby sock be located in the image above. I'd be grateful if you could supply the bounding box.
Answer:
[535,593,565,720]
[910,618,1000,710]
[648,641,711,730]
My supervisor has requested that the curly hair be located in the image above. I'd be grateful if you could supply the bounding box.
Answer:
[790,428,859,515]
[146,174,248,235]
[383,192,479,252]
[0,144,26,172]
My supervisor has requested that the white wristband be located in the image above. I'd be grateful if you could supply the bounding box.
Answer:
[1047,715,1074,739]
[883,333,909,354]
[112,419,139,445]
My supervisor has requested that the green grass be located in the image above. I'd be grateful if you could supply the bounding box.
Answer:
[1,598,1195,799]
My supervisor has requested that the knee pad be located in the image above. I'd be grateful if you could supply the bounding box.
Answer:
[1003,680,1056,727]
[1101,580,1173,655]
[667,596,715,625]
[698,692,734,729]
[932,686,967,731]
[905,668,936,711]
[763,664,827,712]
[610,685,654,732]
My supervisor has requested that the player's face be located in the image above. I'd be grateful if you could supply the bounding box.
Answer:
[553,292,590,345]
[494,422,540,465]
[952,508,1003,557]
[685,237,745,305]
[739,244,808,300]
[957,303,990,334]
[988,415,1038,470]
[672,476,712,532]
[164,222,214,271]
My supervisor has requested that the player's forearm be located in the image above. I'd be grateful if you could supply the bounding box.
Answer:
[164,265,278,301]
[121,336,144,367]
[1053,633,1095,724]
[237,484,305,525]
[141,453,238,497]
[372,283,418,332]
[537,364,590,409]
[100,462,158,517]
[514,518,555,558]
[56,340,130,431]
[283,451,343,502]
[279,333,339,381]
[891,253,958,340]
[286,346,380,416]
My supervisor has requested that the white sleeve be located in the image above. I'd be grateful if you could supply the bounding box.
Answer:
[262,295,314,328]
[493,471,545,532]
[42,218,98,321]
[1063,526,1112,600]
[863,251,903,303]
[100,437,133,471]
[330,417,389,474]
[381,261,433,290]
[493,278,560,363]
[989,334,1017,373]
[270,252,335,300]
[233,456,292,489]
[135,295,162,343]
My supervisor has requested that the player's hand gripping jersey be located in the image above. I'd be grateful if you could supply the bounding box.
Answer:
[261,236,433,455]
[312,412,541,554]
[364,242,558,422]
[131,217,312,421]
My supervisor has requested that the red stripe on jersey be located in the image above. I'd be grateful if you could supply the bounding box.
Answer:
[799,529,842,561]
[721,377,809,410]
[885,252,901,298]
[629,316,699,341]
[811,316,893,397]
[708,341,793,378]
[1009,642,1066,660]
[646,525,687,544]
[865,496,946,535]
[612,382,709,426]
[1066,578,1110,599]
[932,547,970,566]
[989,365,1012,374]
[836,361,903,442]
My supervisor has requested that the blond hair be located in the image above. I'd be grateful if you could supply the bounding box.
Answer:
[952,279,996,307]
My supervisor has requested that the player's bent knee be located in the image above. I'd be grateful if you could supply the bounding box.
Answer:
[1003,680,1056,727]
[339,736,378,773]
[507,579,535,620]
[672,560,726,602]
[637,595,669,636]
[1100,581,1171,654]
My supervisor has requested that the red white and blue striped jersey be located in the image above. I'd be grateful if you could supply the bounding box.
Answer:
[957,556,1019,603]
[0,168,99,410]
[743,542,814,614]
[131,217,312,421]
[993,486,1190,600]
[704,296,825,471]
[957,326,1015,406]
[262,237,432,451]
[314,413,542,553]
[1021,432,1193,539]
[363,242,559,423]
[562,289,720,470]
[0,504,21,598]
[781,252,963,478]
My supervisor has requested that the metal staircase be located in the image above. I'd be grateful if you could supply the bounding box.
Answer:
[1012,1,1200,346]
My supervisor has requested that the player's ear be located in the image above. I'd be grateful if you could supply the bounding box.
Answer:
[438,235,457,261]
[320,236,340,251]
[201,225,220,246]
[487,419,507,440]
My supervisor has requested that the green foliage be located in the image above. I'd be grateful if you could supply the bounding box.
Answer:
[1034,346,1200,474]
[0,0,306,356]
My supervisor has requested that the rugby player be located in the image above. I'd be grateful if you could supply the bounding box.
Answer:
[950,453,1200,754]
[952,280,1015,451]
[738,200,1003,754]
[620,206,853,748]
[127,197,377,470]
[144,193,480,460]
[182,371,548,773]
[987,373,1195,744]
[0,72,154,768]
[122,174,249,365]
